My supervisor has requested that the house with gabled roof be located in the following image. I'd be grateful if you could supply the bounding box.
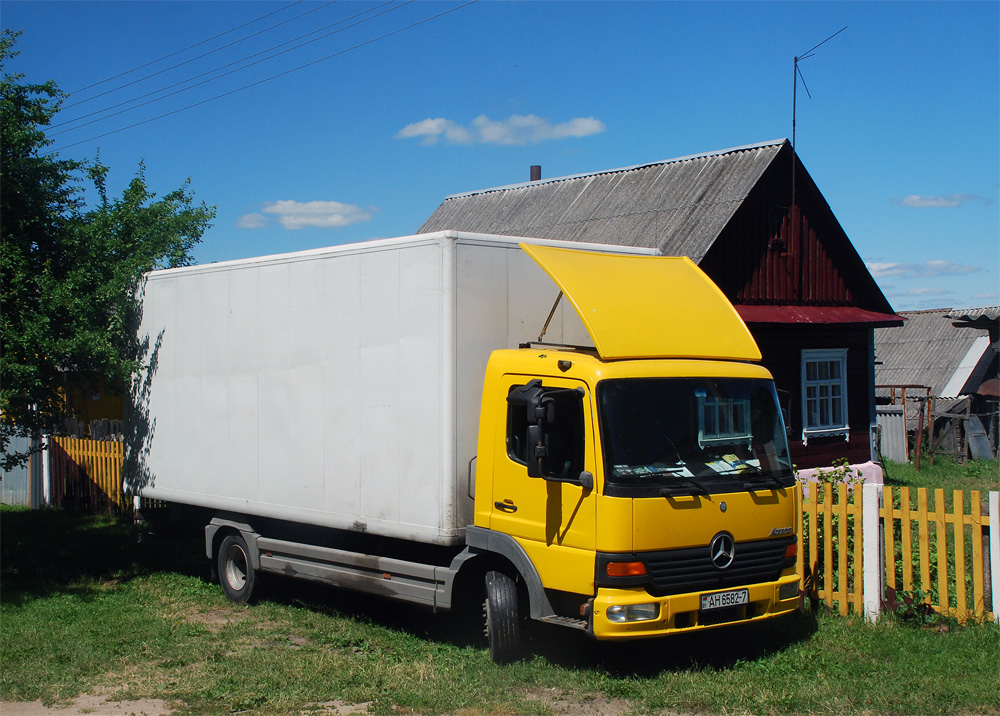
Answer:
[420,139,903,475]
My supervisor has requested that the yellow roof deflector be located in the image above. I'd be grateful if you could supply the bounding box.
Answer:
[520,243,762,362]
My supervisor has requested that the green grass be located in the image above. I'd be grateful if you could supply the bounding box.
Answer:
[2,504,998,715]
[883,458,999,494]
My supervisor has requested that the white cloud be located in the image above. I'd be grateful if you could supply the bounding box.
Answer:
[902,287,952,297]
[471,114,606,145]
[236,200,374,231]
[892,194,988,208]
[866,260,983,279]
[236,212,269,229]
[396,118,474,146]
[396,114,606,146]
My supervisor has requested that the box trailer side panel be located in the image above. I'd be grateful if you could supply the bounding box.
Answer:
[136,237,451,542]
[131,232,645,545]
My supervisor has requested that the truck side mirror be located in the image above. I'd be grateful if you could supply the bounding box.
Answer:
[509,381,586,480]
[508,379,544,410]
[527,424,547,478]
[530,395,555,425]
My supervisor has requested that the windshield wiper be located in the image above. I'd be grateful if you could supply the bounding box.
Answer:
[718,463,786,489]
[646,468,710,497]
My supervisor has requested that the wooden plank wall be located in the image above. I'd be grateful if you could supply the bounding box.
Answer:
[754,324,873,469]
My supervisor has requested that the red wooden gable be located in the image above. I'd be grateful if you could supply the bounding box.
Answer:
[699,145,896,318]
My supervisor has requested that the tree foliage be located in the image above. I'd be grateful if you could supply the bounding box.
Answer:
[1,30,216,466]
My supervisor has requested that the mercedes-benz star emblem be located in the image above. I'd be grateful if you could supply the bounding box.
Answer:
[709,532,736,570]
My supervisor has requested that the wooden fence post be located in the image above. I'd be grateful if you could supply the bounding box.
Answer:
[914,400,925,471]
[863,482,882,622]
[970,492,985,621]
[795,482,805,610]
[991,491,999,624]
[901,388,909,462]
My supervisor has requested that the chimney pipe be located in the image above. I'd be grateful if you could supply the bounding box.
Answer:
[530,165,541,182]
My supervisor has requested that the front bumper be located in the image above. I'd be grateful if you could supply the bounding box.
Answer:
[590,574,800,640]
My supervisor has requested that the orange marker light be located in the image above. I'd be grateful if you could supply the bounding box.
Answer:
[606,561,647,577]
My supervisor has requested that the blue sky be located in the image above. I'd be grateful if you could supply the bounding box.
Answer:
[4,0,998,311]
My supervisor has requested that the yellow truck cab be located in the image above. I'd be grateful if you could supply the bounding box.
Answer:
[468,244,799,659]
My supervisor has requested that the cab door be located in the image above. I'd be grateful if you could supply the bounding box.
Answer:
[489,375,598,596]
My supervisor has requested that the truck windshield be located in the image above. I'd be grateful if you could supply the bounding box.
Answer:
[597,378,794,496]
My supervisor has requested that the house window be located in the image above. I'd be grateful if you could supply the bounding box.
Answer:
[697,392,752,450]
[801,349,849,444]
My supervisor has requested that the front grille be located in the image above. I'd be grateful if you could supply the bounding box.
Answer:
[642,537,793,597]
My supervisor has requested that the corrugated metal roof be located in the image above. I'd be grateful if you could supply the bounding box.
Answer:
[419,140,787,262]
[946,306,1000,322]
[875,308,992,398]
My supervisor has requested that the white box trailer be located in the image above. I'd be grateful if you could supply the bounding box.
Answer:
[129,231,652,546]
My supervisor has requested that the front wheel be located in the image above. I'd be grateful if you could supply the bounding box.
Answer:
[484,570,523,664]
[218,534,256,603]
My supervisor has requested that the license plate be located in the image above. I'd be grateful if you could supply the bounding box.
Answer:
[701,588,749,611]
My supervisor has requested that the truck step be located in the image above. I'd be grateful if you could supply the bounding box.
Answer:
[537,615,589,631]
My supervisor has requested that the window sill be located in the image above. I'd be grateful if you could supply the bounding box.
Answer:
[801,428,849,446]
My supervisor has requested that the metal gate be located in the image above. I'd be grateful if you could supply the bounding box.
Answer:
[876,407,907,463]
[1,436,43,508]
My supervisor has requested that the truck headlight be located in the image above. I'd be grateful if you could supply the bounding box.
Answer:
[779,579,799,601]
[606,603,659,623]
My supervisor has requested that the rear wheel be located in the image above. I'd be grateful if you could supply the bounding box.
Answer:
[218,534,256,603]
[484,570,523,664]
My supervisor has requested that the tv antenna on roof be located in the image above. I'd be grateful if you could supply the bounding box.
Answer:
[791,26,847,215]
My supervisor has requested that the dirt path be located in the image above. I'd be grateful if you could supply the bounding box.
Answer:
[0,695,172,716]
[0,691,638,716]
[0,699,367,716]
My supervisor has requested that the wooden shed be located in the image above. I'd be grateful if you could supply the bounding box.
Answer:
[420,139,902,470]
[875,306,999,460]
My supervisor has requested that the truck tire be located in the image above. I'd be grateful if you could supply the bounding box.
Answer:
[484,570,523,664]
[218,534,256,603]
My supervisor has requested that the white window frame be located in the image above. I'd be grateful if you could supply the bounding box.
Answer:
[697,393,752,450]
[800,349,849,445]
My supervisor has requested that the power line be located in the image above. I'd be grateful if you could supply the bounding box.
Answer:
[49,1,407,138]
[50,0,400,133]
[69,1,306,95]
[47,1,479,155]
[63,0,339,110]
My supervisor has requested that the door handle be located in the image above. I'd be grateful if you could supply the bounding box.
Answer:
[494,500,518,513]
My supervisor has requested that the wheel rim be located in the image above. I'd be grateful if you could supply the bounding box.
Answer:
[225,544,248,591]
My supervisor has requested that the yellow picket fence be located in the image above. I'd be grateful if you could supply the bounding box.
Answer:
[881,486,993,622]
[49,436,128,514]
[796,481,996,623]
[796,482,865,617]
